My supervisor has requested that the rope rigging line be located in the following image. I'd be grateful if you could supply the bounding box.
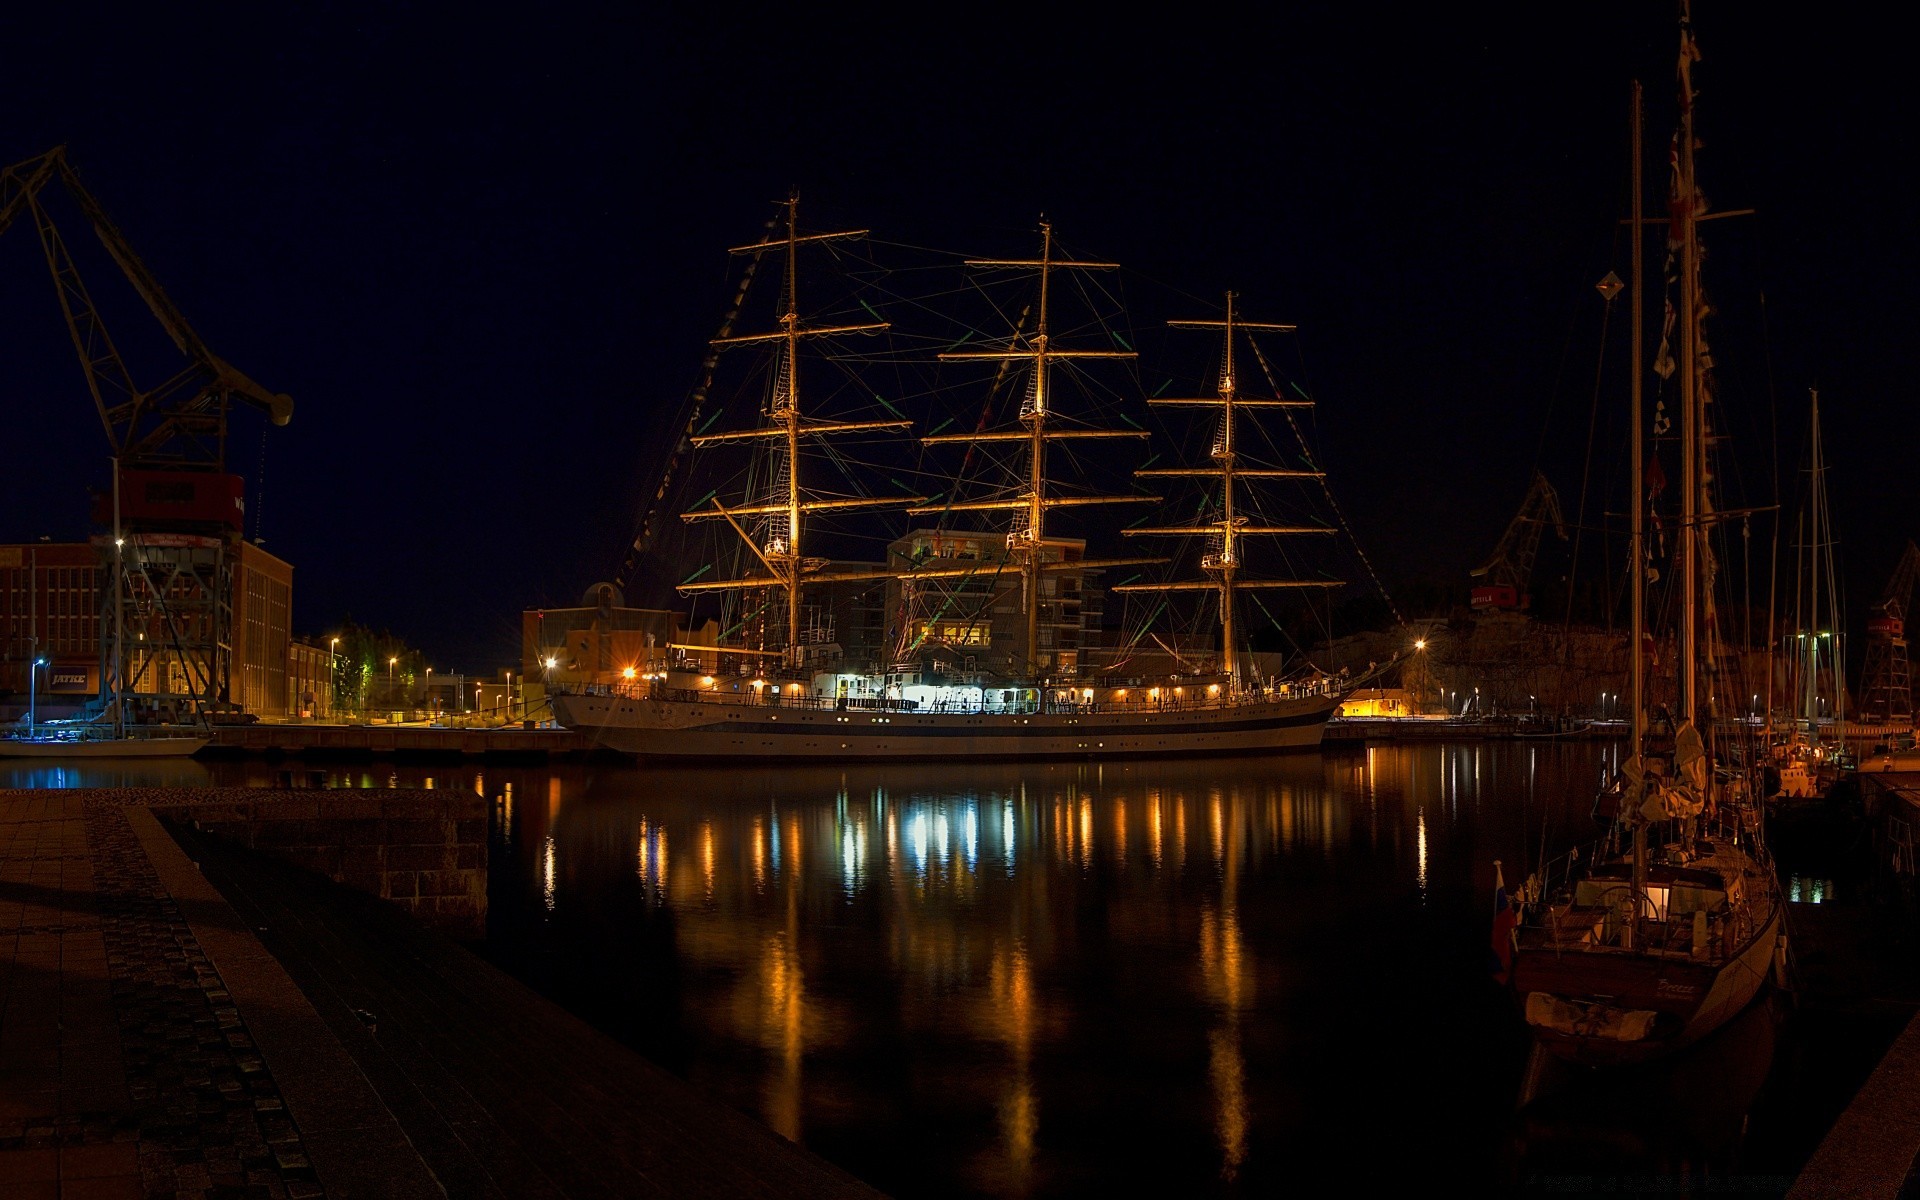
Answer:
[1246,338,1403,625]
[612,210,779,596]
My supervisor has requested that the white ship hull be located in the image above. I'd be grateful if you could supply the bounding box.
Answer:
[554,691,1340,762]
[0,735,210,759]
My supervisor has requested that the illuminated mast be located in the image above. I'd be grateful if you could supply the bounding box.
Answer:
[915,221,1159,676]
[677,195,922,667]
[1116,294,1339,695]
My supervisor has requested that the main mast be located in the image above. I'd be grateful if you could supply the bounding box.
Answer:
[677,195,923,668]
[1677,0,1702,731]
[1116,294,1339,696]
[914,222,1159,676]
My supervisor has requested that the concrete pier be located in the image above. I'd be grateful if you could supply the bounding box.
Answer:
[0,787,881,1198]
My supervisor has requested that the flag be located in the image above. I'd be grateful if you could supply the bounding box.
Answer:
[1490,860,1518,984]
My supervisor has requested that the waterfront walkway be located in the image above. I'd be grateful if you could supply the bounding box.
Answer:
[0,788,880,1199]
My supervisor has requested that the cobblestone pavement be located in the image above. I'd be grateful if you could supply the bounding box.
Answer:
[0,792,320,1199]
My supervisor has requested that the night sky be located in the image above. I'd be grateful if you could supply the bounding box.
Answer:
[2,3,1913,672]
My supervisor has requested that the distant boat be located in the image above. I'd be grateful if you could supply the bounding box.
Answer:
[0,733,209,759]
[2,457,213,762]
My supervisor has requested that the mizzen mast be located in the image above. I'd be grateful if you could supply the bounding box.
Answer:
[677,194,923,667]
[1115,293,1340,696]
[914,221,1160,675]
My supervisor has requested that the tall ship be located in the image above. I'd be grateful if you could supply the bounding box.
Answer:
[552,201,1358,761]
[1501,8,1784,1066]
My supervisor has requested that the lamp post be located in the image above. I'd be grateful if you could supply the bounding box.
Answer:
[425,667,433,723]
[329,637,340,717]
[505,671,513,722]
[28,656,45,737]
[475,681,482,716]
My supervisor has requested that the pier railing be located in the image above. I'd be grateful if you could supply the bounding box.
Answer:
[557,679,1334,718]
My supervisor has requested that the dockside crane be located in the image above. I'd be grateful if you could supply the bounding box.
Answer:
[1857,540,1919,727]
[1,146,293,718]
[1470,470,1567,612]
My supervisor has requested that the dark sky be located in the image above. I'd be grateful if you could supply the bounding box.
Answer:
[2,3,1913,672]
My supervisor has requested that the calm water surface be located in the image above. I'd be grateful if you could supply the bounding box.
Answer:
[6,744,1858,1196]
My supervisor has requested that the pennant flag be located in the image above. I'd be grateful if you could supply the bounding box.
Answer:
[1490,860,1518,984]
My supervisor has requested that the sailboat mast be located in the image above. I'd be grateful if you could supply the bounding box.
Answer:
[1630,81,1646,752]
[1677,0,1701,729]
[1629,80,1648,943]
[679,199,911,661]
[1024,223,1055,676]
[1219,294,1239,695]
[925,225,1143,680]
[781,198,805,662]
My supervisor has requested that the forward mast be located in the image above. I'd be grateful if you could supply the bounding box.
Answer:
[675,195,923,667]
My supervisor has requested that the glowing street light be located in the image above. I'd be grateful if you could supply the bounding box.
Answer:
[28,657,46,736]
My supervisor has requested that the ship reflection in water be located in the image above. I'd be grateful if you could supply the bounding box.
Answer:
[470,743,1816,1198]
[10,747,1830,1196]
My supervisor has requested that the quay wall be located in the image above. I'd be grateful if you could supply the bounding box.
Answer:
[136,787,488,938]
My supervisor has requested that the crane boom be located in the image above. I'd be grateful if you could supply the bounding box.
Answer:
[1470,470,1567,611]
[0,146,292,469]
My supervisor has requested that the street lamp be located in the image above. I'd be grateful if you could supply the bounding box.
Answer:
[28,657,45,736]
[425,667,433,722]
[329,637,340,718]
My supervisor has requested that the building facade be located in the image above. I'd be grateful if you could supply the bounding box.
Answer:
[883,529,1106,676]
[1,539,297,719]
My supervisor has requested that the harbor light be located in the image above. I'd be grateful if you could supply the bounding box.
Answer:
[700,675,714,688]
[622,667,636,680]
[1208,683,1220,696]
[1415,639,1426,651]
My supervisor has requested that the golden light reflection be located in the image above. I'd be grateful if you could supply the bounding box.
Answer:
[1149,793,1164,869]
[541,835,556,912]
[1113,798,1126,865]
[760,929,806,1142]
[547,776,562,824]
[753,818,767,890]
[1199,903,1251,1179]
[990,941,1037,1187]
[1078,797,1092,870]
[1209,792,1225,870]
[702,821,715,901]
[1416,805,1429,895]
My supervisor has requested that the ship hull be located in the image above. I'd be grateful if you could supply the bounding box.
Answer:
[553,691,1340,762]
[0,736,210,759]
[1514,903,1782,1068]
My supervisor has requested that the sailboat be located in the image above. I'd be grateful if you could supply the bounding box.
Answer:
[551,208,1354,761]
[1768,389,1849,802]
[1503,15,1785,1067]
[1,461,210,759]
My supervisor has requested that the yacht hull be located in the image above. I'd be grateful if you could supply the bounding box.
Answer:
[0,736,210,759]
[1514,903,1783,1068]
[553,691,1340,762]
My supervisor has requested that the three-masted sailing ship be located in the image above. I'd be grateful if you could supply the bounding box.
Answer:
[1503,9,1784,1067]
[551,205,1351,761]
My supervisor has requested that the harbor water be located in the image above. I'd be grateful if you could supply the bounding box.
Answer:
[3,743,1885,1197]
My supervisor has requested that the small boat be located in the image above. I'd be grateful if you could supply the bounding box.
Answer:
[0,732,210,759]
